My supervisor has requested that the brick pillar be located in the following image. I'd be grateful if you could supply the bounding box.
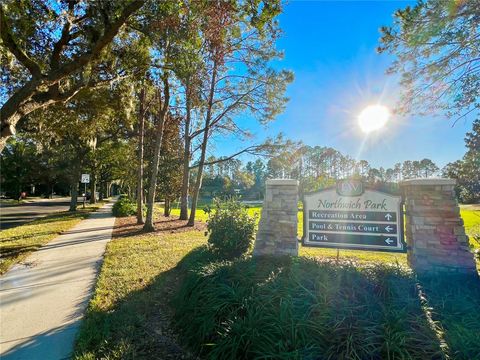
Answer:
[254,179,299,256]
[401,178,477,275]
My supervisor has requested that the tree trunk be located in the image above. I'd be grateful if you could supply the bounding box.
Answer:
[136,87,146,224]
[69,180,78,211]
[0,79,40,153]
[188,166,203,226]
[179,81,192,220]
[179,150,190,220]
[164,198,171,217]
[188,61,217,226]
[90,172,97,204]
[143,77,170,232]
[99,183,104,201]
[0,136,8,154]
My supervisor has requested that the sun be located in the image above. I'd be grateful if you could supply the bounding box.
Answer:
[358,105,390,133]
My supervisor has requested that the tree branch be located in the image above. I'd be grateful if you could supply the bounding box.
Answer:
[50,1,78,70]
[189,144,274,169]
[0,5,42,77]
[47,0,145,83]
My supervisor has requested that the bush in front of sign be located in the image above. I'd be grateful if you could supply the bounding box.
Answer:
[112,196,137,217]
[204,198,257,259]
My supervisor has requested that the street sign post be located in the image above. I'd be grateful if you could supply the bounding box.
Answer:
[303,179,405,252]
[81,174,90,184]
[81,174,90,208]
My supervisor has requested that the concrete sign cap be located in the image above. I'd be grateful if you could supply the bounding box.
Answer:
[266,179,299,186]
[400,178,456,186]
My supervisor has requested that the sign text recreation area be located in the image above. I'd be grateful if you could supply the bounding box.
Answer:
[302,180,405,251]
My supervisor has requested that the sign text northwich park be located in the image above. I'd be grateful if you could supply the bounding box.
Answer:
[303,179,404,251]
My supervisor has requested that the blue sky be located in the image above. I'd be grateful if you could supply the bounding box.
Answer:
[214,0,473,169]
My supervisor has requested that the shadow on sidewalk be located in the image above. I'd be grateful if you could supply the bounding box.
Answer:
[1,322,81,360]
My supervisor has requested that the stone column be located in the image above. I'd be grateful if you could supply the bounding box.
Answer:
[254,179,299,256]
[401,178,477,275]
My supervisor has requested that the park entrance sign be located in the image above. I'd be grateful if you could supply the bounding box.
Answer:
[303,179,404,252]
[255,178,475,274]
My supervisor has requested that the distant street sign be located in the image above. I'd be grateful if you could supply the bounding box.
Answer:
[81,174,90,184]
[303,181,404,252]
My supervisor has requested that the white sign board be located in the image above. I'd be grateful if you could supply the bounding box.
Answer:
[303,182,404,251]
[81,174,90,184]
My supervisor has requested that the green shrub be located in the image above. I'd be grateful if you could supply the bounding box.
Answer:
[112,197,137,217]
[204,198,256,259]
[173,257,480,359]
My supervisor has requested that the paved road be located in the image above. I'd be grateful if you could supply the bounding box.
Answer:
[0,198,76,230]
[0,202,115,359]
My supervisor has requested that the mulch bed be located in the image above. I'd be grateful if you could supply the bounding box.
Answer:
[113,214,207,238]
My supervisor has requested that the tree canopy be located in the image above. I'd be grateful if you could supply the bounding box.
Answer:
[0,0,146,151]
[379,0,480,120]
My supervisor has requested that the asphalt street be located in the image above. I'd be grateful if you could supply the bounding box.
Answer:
[0,198,76,230]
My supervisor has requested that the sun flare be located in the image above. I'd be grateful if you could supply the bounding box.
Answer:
[358,105,390,133]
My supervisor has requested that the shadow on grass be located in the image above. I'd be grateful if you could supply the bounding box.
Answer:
[72,245,480,360]
[417,274,480,360]
[0,208,96,233]
[73,246,215,359]
[174,254,480,359]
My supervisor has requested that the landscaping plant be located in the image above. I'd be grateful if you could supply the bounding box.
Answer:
[174,255,480,359]
[112,197,137,217]
[204,198,257,259]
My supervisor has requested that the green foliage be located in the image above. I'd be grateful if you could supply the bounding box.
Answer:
[444,119,480,203]
[204,198,257,259]
[112,197,137,217]
[155,113,184,204]
[0,0,146,142]
[175,256,480,359]
[379,1,480,118]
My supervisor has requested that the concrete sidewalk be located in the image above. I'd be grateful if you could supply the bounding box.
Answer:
[0,202,116,359]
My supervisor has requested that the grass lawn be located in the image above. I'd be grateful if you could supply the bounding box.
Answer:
[74,205,480,359]
[0,199,23,205]
[0,202,105,275]
[460,206,480,249]
[74,218,206,359]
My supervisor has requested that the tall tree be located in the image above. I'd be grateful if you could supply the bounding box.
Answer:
[419,158,439,178]
[21,79,136,210]
[0,0,146,152]
[143,79,170,231]
[141,0,192,231]
[186,0,292,225]
[379,1,480,120]
[444,119,480,202]
[136,86,147,224]
[156,112,183,217]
